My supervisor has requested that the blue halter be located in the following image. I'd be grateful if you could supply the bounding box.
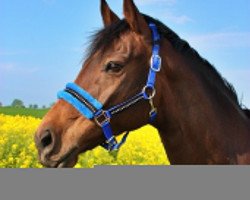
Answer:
[57,23,161,151]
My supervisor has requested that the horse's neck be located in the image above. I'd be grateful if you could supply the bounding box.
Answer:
[154,40,250,164]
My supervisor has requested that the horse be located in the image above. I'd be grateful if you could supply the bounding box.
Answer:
[35,0,250,167]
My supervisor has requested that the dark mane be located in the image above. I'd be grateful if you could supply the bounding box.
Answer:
[87,20,129,57]
[88,14,243,109]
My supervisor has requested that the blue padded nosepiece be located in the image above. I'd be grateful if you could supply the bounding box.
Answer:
[57,83,103,119]
[66,83,103,110]
[57,91,95,119]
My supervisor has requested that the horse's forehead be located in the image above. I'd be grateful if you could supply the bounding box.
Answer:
[110,32,144,55]
[81,32,143,73]
[87,32,141,62]
[113,34,132,53]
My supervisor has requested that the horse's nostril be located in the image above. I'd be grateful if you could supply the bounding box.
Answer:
[40,130,53,148]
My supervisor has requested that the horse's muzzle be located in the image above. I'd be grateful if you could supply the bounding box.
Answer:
[35,128,56,167]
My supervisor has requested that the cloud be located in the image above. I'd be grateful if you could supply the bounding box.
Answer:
[161,12,193,24]
[135,0,176,6]
[182,31,250,106]
[187,32,250,49]
[0,63,16,71]
[0,49,28,56]
[0,62,39,74]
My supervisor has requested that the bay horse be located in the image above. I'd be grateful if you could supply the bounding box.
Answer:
[35,0,250,167]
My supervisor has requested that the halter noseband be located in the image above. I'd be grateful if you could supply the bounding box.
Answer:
[57,23,161,151]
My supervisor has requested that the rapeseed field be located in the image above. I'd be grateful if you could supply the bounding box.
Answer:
[0,114,169,168]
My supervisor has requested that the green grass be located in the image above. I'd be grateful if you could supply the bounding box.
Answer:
[0,107,49,118]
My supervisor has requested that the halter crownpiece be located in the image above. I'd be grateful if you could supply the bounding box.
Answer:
[57,22,161,151]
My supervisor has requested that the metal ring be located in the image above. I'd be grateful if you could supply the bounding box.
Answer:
[142,85,156,100]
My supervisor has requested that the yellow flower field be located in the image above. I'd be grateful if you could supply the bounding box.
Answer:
[0,114,169,168]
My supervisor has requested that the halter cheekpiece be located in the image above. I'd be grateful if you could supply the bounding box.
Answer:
[57,23,161,151]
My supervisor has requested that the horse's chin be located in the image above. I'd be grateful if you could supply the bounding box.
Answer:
[57,156,78,168]
[55,147,80,168]
[40,146,79,168]
[56,144,95,168]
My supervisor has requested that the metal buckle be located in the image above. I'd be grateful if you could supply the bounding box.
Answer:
[102,136,117,151]
[150,54,162,72]
[142,85,156,100]
[94,110,110,127]
[106,136,115,143]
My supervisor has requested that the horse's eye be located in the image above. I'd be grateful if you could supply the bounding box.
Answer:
[105,62,123,73]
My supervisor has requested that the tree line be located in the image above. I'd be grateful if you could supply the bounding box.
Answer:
[0,99,54,109]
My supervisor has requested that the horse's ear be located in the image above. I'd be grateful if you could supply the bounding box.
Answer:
[101,0,120,27]
[123,0,150,37]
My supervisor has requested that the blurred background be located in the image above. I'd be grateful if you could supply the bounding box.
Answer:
[0,0,249,108]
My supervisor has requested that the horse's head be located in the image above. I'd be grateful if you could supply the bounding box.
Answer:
[35,0,161,167]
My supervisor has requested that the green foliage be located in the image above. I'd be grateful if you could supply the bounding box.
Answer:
[11,99,25,108]
[28,104,39,109]
[0,107,49,119]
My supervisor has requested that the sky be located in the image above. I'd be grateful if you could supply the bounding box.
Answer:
[0,0,249,107]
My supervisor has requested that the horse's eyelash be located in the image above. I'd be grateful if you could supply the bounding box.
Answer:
[102,62,123,71]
